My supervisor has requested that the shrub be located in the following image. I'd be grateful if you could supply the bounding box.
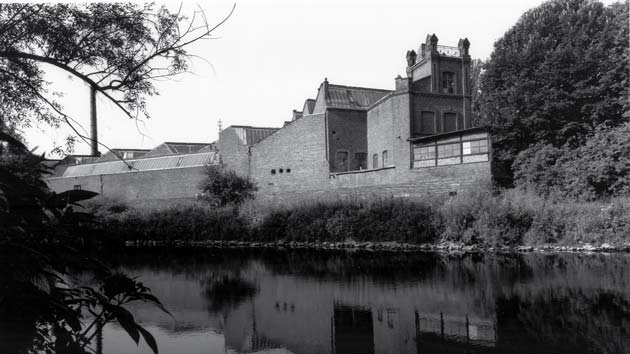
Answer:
[513,124,630,201]
[93,205,251,243]
[198,165,257,207]
[254,198,438,244]
[438,187,536,246]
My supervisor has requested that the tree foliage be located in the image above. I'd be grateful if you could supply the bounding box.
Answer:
[199,165,257,207]
[513,123,630,200]
[0,129,169,354]
[0,3,233,150]
[479,0,629,179]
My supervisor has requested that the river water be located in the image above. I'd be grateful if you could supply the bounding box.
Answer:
[100,249,630,354]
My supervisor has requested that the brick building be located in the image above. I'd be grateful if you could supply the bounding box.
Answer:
[47,35,491,202]
[230,34,491,199]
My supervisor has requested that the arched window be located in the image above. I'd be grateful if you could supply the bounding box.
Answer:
[442,72,455,94]
[382,150,388,167]
[373,154,379,169]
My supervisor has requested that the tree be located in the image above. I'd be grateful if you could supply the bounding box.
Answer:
[469,58,484,127]
[478,0,629,183]
[513,123,630,200]
[199,165,257,207]
[0,3,234,154]
[0,128,170,354]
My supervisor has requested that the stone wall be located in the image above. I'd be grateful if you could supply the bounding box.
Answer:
[47,166,206,202]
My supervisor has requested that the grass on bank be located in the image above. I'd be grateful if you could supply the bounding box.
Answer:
[84,187,630,248]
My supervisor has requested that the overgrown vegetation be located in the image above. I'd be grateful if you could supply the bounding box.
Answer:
[513,123,630,200]
[477,0,629,185]
[198,165,257,207]
[87,186,630,248]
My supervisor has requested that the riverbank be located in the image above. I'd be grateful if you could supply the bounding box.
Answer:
[85,187,630,251]
[123,239,630,253]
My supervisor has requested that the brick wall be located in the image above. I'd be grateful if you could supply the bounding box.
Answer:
[413,93,470,132]
[47,166,207,202]
[249,113,330,194]
[367,92,412,170]
[330,161,490,194]
[217,127,251,176]
[327,109,367,172]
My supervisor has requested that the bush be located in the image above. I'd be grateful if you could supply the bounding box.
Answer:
[93,205,251,243]
[254,198,438,244]
[514,124,630,201]
[198,165,257,207]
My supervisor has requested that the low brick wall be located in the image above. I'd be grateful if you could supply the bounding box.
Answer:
[255,161,491,205]
[46,166,207,202]
[330,161,491,193]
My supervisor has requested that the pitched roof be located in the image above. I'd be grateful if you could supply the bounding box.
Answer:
[325,84,392,110]
[143,142,213,158]
[58,152,218,178]
[95,149,150,162]
[227,126,280,146]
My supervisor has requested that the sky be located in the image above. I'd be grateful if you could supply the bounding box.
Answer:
[22,0,619,156]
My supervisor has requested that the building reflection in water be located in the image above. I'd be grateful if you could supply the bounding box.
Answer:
[98,250,630,354]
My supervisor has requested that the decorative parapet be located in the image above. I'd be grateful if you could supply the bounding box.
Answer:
[436,45,460,57]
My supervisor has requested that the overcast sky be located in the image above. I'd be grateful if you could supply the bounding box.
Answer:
[23,0,618,156]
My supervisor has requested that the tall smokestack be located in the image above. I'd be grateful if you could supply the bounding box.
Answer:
[89,85,99,156]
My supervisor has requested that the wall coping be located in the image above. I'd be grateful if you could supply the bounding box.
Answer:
[329,165,395,178]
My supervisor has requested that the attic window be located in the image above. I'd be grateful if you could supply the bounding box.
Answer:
[271,169,276,175]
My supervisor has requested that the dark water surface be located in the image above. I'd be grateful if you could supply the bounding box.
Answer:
[100,249,630,354]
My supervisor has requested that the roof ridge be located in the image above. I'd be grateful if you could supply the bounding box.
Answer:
[228,125,281,130]
[327,83,392,92]
[163,141,212,145]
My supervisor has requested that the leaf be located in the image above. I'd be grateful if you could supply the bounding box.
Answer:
[110,305,140,344]
[136,324,159,354]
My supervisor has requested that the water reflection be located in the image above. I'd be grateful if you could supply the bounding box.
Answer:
[97,249,630,354]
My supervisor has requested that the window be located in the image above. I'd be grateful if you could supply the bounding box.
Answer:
[286,168,291,173]
[420,111,435,134]
[442,72,455,94]
[437,143,461,158]
[373,154,379,169]
[355,152,367,170]
[443,112,457,132]
[279,168,284,173]
[413,133,490,168]
[335,151,349,172]
[462,139,488,155]
[382,150,388,167]
[73,185,82,191]
[414,145,435,160]
[413,144,436,168]
[271,169,276,175]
